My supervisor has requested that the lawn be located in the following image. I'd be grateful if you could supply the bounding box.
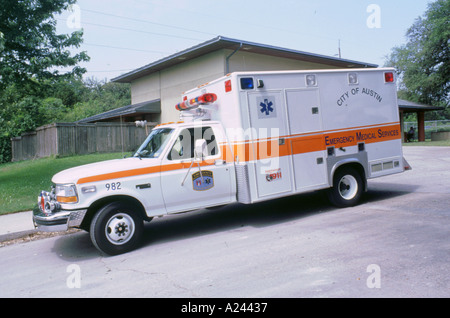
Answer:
[0,153,124,215]
[403,139,450,147]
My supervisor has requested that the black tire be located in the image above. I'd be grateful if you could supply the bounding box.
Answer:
[90,201,144,255]
[327,167,364,208]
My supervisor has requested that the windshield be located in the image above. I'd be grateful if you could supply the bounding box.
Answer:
[134,128,173,159]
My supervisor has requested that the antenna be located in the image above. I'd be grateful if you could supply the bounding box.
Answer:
[338,39,341,59]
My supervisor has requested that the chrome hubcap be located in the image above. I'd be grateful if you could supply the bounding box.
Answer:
[105,213,135,245]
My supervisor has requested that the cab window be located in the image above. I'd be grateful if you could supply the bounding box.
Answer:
[168,127,218,161]
[134,128,173,159]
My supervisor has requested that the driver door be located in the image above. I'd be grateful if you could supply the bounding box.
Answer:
[160,125,234,213]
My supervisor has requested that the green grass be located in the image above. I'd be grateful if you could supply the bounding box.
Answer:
[403,139,450,147]
[0,153,124,215]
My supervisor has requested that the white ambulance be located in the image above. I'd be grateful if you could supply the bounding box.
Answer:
[34,68,410,255]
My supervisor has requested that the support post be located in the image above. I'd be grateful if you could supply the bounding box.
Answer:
[418,111,425,142]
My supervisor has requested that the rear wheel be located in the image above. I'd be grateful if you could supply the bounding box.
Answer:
[328,167,364,207]
[90,202,144,255]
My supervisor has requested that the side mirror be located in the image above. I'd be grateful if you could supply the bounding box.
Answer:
[194,139,208,159]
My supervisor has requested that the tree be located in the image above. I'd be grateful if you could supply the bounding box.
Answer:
[0,31,4,51]
[0,0,89,163]
[0,0,89,90]
[385,0,449,117]
[61,79,131,122]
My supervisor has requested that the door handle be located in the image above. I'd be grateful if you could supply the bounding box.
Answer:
[215,159,225,166]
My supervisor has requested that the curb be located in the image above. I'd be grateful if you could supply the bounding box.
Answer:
[0,229,39,243]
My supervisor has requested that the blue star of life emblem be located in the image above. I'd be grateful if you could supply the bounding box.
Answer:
[260,99,274,116]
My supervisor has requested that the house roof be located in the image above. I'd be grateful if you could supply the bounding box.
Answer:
[76,99,161,123]
[112,36,378,83]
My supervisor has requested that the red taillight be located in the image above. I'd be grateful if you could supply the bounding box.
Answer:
[225,80,232,92]
[384,72,394,83]
[175,93,217,111]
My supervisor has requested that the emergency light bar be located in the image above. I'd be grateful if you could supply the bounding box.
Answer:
[175,93,217,111]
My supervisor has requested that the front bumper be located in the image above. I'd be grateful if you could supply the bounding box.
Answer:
[33,207,87,232]
[33,191,87,232]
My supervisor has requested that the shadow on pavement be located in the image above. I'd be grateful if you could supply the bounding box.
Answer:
[52,182,417,259]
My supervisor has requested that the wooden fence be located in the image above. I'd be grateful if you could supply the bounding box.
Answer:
[11,122,155,162]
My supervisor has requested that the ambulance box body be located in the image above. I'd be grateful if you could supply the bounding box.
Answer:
[178,68,404,204]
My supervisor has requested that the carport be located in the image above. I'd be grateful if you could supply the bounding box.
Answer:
[398,99,444,142]
[75,99,161,124]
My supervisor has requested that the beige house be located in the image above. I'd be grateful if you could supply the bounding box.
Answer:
[103,36,377,125]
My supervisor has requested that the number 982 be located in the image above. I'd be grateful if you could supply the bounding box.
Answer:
[105,182,121,191]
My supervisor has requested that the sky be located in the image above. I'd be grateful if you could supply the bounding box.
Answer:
[56,0,433,82]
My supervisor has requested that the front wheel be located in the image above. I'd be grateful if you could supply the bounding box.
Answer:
[90,202,144,255]
[327,167,364,208]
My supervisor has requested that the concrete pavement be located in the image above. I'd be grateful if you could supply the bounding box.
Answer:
[0,211,36,242]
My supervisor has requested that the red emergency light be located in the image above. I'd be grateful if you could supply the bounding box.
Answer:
[225,80,232,92]
[384,72,394,83]
[175,93,217,111]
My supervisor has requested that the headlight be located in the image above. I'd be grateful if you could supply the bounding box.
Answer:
[55,184,78,204]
